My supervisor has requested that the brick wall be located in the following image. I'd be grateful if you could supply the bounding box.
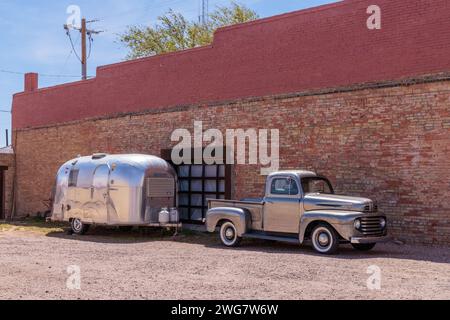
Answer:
[0,153,15,219]
[12,0,450,129]
[13,79,450,245]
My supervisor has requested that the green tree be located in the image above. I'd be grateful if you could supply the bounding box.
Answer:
[119,2,259,59]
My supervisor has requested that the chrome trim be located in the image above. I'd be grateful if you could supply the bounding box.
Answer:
[351,236,391,244]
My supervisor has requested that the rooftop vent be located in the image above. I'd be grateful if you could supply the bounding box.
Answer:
[92,153,108,160]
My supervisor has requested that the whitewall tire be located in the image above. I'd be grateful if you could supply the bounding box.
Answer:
[220,222,242,247]
[311,224,339,255]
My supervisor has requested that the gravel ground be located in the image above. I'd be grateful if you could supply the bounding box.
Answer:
[0,227,449,300]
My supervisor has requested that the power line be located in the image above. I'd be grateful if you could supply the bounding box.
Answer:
[1,0,229,82]
[0,69,91,78]
[66,30,83,63]
[87,32,94,60]
[0,69,23,75]
[65,23,97,62]
[64,18,103,80]
[60,33,80,75]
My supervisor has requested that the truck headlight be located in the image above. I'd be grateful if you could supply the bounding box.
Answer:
[354,219,362,230]
[380,218,387,229]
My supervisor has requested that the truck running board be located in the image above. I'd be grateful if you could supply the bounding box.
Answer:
[242,233,300,245]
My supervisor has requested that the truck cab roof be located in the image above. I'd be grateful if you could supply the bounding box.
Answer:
[268,170,318,179]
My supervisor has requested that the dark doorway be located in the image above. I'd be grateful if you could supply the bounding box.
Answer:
[162,149,232,224]
[0,167,6,220]
[175,163,231,223]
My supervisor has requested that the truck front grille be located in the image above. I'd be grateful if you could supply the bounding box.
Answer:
[360,216,385,236]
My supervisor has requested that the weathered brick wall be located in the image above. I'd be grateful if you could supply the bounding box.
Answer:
[13,80,450,245]
[0,153,15,219]
[12,0,450,129]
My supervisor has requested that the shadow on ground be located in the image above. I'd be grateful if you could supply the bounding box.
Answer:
[44,225,450,265]
[46,227,210,245]
[2,218,448,264]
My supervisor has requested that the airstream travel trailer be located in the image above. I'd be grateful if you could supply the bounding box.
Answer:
[51,154,180,235]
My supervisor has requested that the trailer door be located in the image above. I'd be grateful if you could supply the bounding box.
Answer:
[91,164,110,224]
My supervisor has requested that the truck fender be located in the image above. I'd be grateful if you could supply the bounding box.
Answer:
[206,207,251,237]
[299,211,361,244]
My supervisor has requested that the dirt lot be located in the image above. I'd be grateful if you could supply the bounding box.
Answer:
[0,221,449,300]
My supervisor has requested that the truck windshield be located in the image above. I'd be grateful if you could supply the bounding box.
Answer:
[301,177,334,195]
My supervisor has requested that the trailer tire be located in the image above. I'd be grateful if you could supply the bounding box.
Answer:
[71,218,90,235]
[219,222,242,248]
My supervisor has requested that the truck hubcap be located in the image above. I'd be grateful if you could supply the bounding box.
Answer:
[312,227,335,253]
[318,233,330,246]
[221,222,238,246]
[225,228,235,240]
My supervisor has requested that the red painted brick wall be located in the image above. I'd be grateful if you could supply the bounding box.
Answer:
[12,80,450,245]
[12,0,450,129]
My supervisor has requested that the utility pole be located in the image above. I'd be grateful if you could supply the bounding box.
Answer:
[64,18,102,81]
[81,18,87,80]
[200,0,209,25]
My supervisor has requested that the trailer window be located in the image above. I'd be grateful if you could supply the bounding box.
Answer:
[68,169,79,187]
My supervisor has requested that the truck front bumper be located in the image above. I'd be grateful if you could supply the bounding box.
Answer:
[351,236,391,244]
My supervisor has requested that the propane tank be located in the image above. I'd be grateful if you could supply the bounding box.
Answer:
[170,208,179,223]
[159,208,170,225]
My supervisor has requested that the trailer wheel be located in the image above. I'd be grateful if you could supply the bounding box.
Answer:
[220,222,242,247]
[71,218,90,235]
[311,224,339,255]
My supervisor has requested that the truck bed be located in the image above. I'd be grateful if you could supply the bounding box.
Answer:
[208,199,264,231]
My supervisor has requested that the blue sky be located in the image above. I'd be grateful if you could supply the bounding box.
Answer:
[0,0,337,146]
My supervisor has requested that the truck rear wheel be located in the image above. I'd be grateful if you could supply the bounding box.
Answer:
[220,222,242,247]
[311,224,339,255]
[71,218,90,235]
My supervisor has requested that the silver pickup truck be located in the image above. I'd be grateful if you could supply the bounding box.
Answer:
[206,170,389,254]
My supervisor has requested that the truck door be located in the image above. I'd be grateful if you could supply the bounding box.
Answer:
[91,164,110,224]
[264,176,301,234]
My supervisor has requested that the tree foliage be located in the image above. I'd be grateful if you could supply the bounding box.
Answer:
[119,2,259,59]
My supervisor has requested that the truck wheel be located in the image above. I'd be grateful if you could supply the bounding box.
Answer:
[311,224,339,255]
[352,243,376,251]
[71,218,90,235]
[220,222,242,247]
